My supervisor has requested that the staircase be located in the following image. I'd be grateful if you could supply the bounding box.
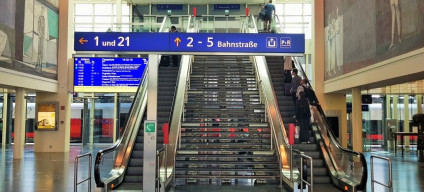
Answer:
[120,66,179,187]
[266,56,342,191]
[175,56,280,185]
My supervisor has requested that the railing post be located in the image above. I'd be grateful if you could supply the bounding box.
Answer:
[74,153,92,192]
[371,155,392,192]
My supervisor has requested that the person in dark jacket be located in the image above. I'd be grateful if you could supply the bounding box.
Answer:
[170,26,180,67]
[295,91,311,143]
[290,68,302,105]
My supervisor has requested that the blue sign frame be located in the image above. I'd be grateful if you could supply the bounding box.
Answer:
[156,4,183,10]
[214,4,241,10]
[74,32,305,54]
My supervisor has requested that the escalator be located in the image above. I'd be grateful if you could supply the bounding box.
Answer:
[265,56,367,191]
[94,65,179,190]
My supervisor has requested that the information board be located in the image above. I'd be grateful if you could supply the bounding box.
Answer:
[74,32,305,55]
[74,57,147,92]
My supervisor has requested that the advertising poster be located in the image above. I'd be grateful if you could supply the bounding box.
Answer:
[36,103,57,130]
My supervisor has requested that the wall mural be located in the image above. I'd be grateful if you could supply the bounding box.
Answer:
[325,0,424,80]
[0,0,58,79]
[0,0,16,67]
[23,0,58,78]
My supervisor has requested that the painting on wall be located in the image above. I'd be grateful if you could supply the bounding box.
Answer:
[324,0,424,80]
[0,0,16,67]
[23,0,58,78]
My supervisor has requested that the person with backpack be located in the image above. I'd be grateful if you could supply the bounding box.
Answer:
[262,0,276,32]
[295,91,311,143]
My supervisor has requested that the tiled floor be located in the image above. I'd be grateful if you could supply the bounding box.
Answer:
[0,145,423,192]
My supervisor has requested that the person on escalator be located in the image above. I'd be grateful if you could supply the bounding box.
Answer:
[262,0,275,32]
[295,91,311,144]
[170,26,180,67]
[290,68,301,105]
[283,56,293,83]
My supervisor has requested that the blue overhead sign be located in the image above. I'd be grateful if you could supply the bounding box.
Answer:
[74,32,305,54]
[214,4,241,10]
[169,33,304,54]
[156,4,183,10]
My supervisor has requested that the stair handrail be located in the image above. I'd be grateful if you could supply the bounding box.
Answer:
[94,16,170,189]
[246,15,298,188]
[292,57,368,190]
[252,55,299,186]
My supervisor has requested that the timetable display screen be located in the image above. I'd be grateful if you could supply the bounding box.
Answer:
[74,57,147,92]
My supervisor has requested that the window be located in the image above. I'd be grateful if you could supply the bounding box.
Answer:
[74,2,131,32]
[275,3,312,39]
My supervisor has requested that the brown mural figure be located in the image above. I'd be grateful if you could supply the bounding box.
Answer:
[388,0,403,49]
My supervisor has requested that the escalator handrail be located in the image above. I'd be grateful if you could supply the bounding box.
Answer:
[94,16,170,188]
[94,68,148,187]
[292,57,368,190]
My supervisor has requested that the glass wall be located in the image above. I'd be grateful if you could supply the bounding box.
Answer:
[275,3,312,39]
[70,93,135,144]
[74,3,131,32]
[352,94,423,152]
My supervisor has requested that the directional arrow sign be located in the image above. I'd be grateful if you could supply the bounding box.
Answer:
[174,37,181,47]
[79,37,88,45]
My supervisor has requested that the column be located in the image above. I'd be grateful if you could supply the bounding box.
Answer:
[1,93,7,147]
[14,88,26,159]
[417,95,423,114]
[90,99,95,145]
[113,93,118,143]
[393,95,399,131]
[386,95,391,119]
[144,54,158,192]
[34,0,71,152]
[404,94,410,149]
[351,88,363,152]
[116,0,122,32]
[386,95,393,150]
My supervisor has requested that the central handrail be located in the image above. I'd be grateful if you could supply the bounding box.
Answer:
[160,15,197,188]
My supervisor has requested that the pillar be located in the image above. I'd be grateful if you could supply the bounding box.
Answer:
[312,0,348,148]
[116,0,122,32]
[417,95,422,114]
[404,94,410,149]
[351,88,363,152]
[393,95,399,130]
[113,93,118,143]
[386,95,393,150]
[34,0,71,152]
[13,88,26,159]
[143,54,159,192]
[1,93,7,147]
[89,99,95,145]
[386,95,391,119]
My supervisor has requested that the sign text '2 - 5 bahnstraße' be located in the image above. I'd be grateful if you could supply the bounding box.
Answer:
[74,32,305,54]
